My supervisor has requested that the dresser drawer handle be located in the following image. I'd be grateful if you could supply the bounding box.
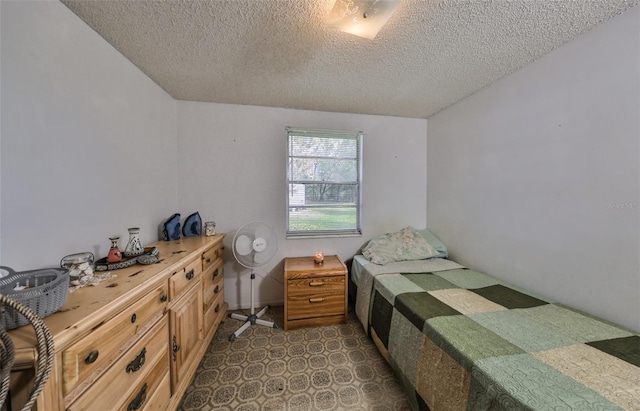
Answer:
[131,313,137,323]
[213,268,219,278]
[172,335,180,361]
[127,383,147,411]
[215,303,220,313]
[214,285,220,294]
[186,269,195,280]
[85,350,99,364]
[205,257,212,263]
[309,297,325,303]
[309,280,325,287]
[126,347,147,373]
[160,293,168,302]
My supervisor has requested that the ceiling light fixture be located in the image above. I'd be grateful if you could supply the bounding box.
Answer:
[325,0,401,40]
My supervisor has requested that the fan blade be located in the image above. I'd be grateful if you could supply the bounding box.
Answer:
[233,222,277,268]
[253,252,269,265]
[235,234,253,256]
[254,224,272,241]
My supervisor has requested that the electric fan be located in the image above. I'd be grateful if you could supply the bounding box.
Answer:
[228,222,279,341]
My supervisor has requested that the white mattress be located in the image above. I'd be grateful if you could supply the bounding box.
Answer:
[350,254,371,288]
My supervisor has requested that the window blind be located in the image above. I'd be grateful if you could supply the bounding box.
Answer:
[286,127,362,238]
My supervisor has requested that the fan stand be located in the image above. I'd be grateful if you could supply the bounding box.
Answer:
[228,270,278,341]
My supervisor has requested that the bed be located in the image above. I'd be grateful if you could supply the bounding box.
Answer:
[352,227,640,411]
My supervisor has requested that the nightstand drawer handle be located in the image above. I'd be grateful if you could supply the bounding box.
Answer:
[214,285,220,294]
[186,269,195,280]
[309,297,325,303]
[309,280,325,287]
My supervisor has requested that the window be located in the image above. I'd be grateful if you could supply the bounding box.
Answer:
[286,127,362,238]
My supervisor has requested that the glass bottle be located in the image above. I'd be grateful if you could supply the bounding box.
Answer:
[107,236,123,263]
[204,221,216,236]
[124,227,144,257]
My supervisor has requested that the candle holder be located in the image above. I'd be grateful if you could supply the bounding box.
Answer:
[313,252,324,265]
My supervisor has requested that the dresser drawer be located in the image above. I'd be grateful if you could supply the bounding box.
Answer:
[134,372,171,411]
[67,316,169,410]
[169,257,202,300]
[287,276,344,297]
[62,282,168,396]
[204,288,225,332]
[202,242,223,272]
[203,258,223,307]
[287,292,345,320]
[119,348,170,411]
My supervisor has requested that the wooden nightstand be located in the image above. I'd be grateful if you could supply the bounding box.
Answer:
[283,255,348,330]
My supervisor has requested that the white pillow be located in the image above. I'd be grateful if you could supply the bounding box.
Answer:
[362,226,439,265]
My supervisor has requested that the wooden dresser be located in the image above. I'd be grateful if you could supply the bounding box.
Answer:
[283,255,348,330]
[5,234,226,411]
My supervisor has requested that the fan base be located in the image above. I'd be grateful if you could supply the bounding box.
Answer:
[228,305,278,341]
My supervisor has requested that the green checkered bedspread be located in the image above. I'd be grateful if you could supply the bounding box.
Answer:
[354,259,640,410]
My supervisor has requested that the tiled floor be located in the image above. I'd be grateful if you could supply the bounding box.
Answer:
[177,306,411,410]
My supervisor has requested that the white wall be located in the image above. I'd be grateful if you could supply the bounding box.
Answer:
[0,0,427,312]
[1,1,177,269]
[427,6,640,331]
[177,102,427,309]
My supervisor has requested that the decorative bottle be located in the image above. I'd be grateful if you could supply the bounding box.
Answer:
[124,227,144,257]
[107,236,123,263]
[204,221,216,236]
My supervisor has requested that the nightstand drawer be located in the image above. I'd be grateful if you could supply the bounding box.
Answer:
[287,292,345,320]
[287,276,344,297]
[285,268,346,280]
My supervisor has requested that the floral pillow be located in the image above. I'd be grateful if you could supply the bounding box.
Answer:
[362,226,439,265]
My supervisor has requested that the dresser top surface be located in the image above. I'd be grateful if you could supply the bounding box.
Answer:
[8,234,225,352]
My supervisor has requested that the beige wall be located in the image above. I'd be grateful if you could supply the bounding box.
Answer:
[0,1,428,312]
[427,5,640,331]
[1,1,177,268]
[177,102,427,309]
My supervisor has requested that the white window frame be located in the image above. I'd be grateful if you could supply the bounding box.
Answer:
[286,127,363,239]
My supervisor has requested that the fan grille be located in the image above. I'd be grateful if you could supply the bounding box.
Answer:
[232,222,278,268]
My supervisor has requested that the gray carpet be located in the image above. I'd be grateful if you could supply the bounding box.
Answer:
[177,305,411,411]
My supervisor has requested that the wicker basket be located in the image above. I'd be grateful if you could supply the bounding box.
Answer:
[0,266,69,330]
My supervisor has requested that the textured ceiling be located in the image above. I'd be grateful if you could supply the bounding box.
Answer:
[61,0,638,119]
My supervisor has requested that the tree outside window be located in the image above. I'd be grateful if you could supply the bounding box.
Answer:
[286,128,362,237]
